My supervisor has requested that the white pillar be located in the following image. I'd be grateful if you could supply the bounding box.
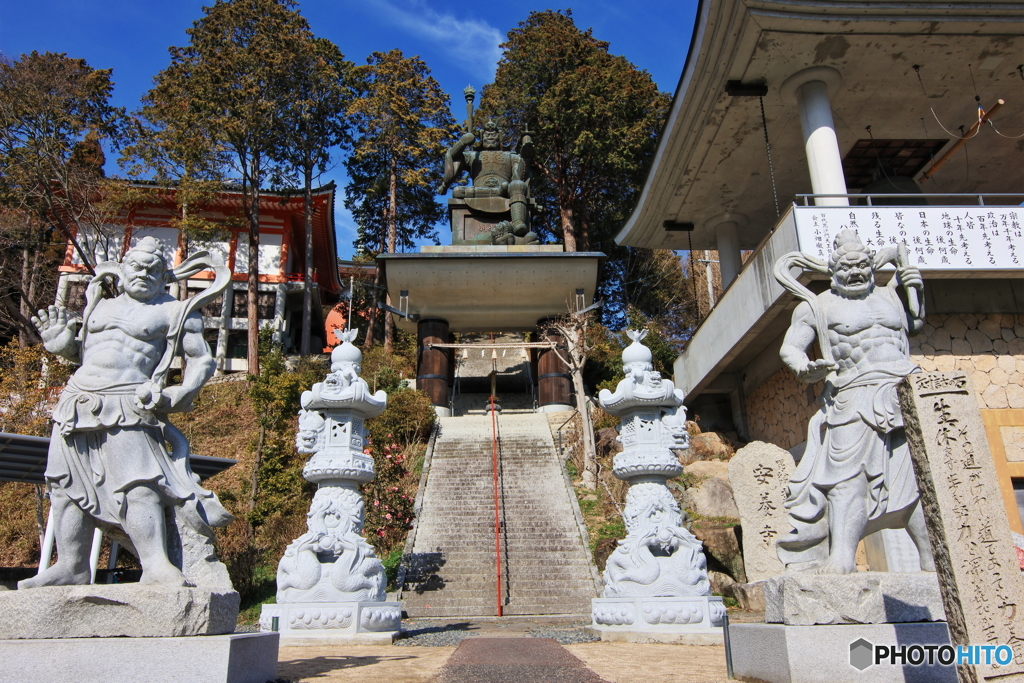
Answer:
[782,67,848,207]
[88,527,103,584]
[715,222,742,289]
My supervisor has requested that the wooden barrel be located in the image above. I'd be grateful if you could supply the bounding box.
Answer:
[417,318,449,408]
[536,321,571,409]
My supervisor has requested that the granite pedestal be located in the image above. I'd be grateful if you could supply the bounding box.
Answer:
[1,631,279,683]
[591,595,724,644]
[730,622,955,683]
[732,572,952,683]
[0,584,239,639]
[260,600,401,646]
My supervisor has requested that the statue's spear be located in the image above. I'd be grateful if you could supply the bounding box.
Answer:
[463,85,476,134]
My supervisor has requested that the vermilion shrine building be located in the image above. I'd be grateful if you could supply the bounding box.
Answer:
[55,183,343,372]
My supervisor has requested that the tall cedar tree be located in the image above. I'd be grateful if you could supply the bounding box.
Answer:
[0,53,130,343]
[149,0,313,374]
[479,11,683,328]
[345,50,459,352]
[273,38,354,356]
[123,48,233,292]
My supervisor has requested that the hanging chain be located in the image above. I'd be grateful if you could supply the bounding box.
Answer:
[760,96,780,218]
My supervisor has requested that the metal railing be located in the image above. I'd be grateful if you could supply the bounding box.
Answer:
[489,392,503,617]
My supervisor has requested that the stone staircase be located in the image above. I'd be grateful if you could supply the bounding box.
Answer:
[399,412,599,617]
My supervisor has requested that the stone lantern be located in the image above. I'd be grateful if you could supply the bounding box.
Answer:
[591,329,724,641]
[260,329,402,644]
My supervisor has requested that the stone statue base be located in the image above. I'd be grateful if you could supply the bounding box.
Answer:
[0,585,239,639]
[729,622,954,683]
[764,572,945,626]
[1,631,279,683]
[591,596,724,644]
[259,600,401,646]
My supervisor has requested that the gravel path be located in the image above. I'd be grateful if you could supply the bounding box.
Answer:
[395,618,599,647]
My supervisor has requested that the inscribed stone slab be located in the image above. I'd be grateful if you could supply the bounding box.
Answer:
[899,371,1024,681]
[728,441,794,581]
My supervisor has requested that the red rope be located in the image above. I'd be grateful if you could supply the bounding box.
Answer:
[490,392,502,617]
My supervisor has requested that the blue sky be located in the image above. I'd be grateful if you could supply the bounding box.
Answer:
[0,0,698,257]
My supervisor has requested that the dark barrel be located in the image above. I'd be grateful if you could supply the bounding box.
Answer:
[417,318,450,408]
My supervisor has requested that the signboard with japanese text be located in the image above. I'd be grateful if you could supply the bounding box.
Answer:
[794,206,1024,269]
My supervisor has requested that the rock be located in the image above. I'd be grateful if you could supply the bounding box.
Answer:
[708,570,736,596]
[727,581,766,612]
[728,441,794,581]
[595,427,622,460]
[688,477,739,520]
[684,460,729,480]
[693,525,746,583]
[688,432,734,460]
[763,572,945,626]
[0,585,239,639]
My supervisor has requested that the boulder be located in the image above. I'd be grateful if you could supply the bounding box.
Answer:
[684,460,730,480]
[692,524,746,584]
[688,476,740,520]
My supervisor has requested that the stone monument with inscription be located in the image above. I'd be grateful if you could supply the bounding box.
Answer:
[900,371,1024,682]
[729,232,958,683]
[728,441,795,583]
[590,330,724,643]
[0,237,279,683]
[260,330,402,645]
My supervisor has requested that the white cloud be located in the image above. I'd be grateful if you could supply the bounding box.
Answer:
[365,0,502,82]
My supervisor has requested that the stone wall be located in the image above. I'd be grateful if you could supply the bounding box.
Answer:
[744,313,1024,447]
[744,370,822,451]
[910,313,1024,409]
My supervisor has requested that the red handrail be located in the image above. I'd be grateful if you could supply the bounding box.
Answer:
[490,391,503,617]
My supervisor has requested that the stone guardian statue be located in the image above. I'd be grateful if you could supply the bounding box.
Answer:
[773,229,935,575]
[20,236,233,591]
[260,329,402,642]
[437,103,540,246]
[591,330,723,637]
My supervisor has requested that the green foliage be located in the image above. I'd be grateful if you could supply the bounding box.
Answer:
[346,49,459,255]
[479,10,669,254]
[0,52,130,340]
[0,341,72,436]
[366,388,436,450]
[360,436,415,558]
[246,347,324,532]
[380,548,403,592]
[625,306,680,376]
[148,0,318,373]
[361,343,415,394]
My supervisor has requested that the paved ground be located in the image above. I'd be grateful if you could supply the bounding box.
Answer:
[276,614,750,683]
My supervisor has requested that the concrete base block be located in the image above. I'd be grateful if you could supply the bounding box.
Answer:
[730,622,955,683]
[592,595,724,642]
[539,403,573,413]
[259,601,401,645]
[0,631,279,683]
[764,572,945,625]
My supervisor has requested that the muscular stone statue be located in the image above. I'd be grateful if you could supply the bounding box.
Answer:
[773,229,935,574]
[20,237,233,589]
[438,118,539,245]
